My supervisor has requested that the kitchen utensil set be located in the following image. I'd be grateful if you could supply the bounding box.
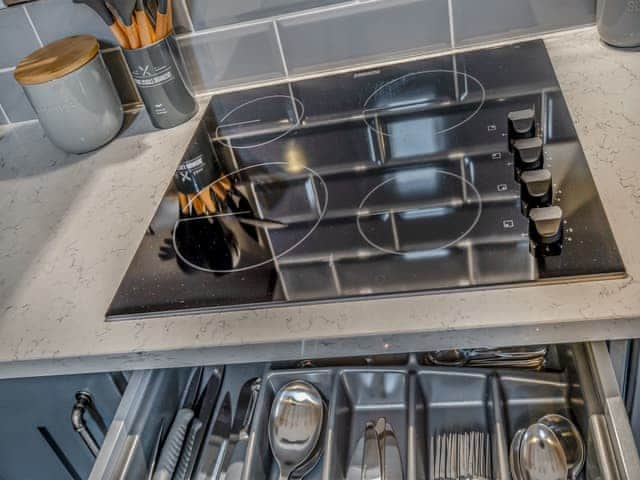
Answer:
[430,431,491,480]
[510,414,584,480]
[74,0,173,49]
[149,367,270,480]
[426,346,548,369]
[143,369,585,480]
[73,0,130,49]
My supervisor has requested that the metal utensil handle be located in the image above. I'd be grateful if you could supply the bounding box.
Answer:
[153,408,194,480]
[173,418,203,480]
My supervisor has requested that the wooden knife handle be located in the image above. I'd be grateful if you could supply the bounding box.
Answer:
[135,9,155,46]
[109,23,130,49]
[155,11,170,40]
[116,16,141,49]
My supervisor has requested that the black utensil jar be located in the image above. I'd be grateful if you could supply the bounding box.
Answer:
[597,0,640,48]
[123,34,197,129]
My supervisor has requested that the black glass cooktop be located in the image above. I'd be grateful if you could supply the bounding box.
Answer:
[107,40,624,320]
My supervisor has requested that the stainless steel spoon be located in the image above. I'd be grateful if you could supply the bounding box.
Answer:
[290,399,327,479]
[509,428,525,480]
[538,414,585,480]
[268,380,324,480]
[520,423,568,480]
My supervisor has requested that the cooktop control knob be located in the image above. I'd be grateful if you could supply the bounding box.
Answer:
[508,108,536,141]
[513,137,544,175]
[521,169,552,215]
[529,205,563,256]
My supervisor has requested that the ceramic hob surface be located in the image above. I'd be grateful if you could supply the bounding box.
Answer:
[107,40,624,320]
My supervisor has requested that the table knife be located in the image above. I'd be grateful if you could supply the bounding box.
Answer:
[383,424,403,480]
[217,377,261,477]
[194,392,232,480]
[362,423,382,480]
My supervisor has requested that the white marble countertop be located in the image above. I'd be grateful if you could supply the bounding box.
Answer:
[1,27,640,379]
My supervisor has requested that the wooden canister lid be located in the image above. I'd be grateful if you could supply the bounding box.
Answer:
[14,35,100,86]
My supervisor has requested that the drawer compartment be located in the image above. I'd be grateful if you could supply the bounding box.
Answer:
[90,342,640,480]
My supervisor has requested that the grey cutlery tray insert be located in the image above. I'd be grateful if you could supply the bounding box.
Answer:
[97,344,611,479]
[240,344,600,479]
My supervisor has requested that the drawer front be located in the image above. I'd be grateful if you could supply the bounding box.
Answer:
[89,368,190,480]
[90,342,640,479]
[587,342,640,479]
[0,372,123,480]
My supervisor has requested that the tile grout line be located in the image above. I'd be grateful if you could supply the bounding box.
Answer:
[0,103,11,125]
[180,0,196,33]
[175,18,271,39]
[191,25,596,100]
[175,0,362,39]
[22,5,43,47]
[447,0,456,49]
[272,20,289,77]
[277,0,360,21]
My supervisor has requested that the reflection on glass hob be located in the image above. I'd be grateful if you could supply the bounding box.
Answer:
[107,40,624,320]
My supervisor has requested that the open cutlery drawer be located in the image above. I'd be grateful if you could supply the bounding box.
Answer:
[89,342,640,480]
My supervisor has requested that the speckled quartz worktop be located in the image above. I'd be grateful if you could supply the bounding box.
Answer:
[1,27,639,379]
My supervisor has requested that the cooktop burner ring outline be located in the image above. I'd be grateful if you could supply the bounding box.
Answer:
[356,169,483,256]
[362,69,486,137]
[172,161,328,274]
[213,95,305,150]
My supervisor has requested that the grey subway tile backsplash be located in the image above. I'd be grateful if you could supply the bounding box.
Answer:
[277,0,451,75]
[171,0,194,34]
[0,72,37,122]
[0,6,41,69]
[0,0,598,126]
[177,22,286,92]
[26,0,118,48]
[186,0,347,31]
[452,0,595,46]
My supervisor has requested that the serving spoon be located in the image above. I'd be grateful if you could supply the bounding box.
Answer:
[268,381,324,480]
